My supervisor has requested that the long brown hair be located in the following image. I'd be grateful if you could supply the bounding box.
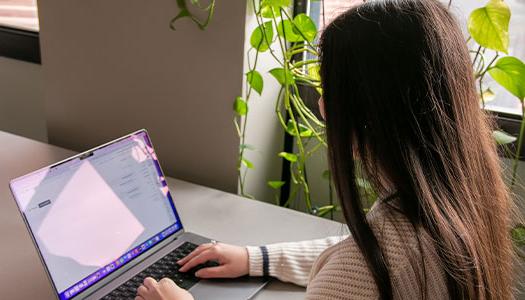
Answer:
[319,0,513,298]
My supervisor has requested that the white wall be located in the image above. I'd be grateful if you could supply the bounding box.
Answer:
[240,1,285,203]
[0,57,47,142]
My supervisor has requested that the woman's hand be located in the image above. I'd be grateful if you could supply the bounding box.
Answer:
[177,242,249,278]
[135,277,193,300]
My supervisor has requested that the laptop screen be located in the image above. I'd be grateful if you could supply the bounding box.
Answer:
[10,130,183,300]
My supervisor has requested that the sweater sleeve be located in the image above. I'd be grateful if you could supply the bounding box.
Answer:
[245,236,347,287]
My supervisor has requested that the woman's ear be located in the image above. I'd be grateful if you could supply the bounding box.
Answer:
[318,97,326,120]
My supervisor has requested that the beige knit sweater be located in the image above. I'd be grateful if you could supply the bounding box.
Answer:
[246,201,449,299]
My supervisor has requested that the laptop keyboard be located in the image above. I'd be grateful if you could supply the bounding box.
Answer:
[101,242,218,300]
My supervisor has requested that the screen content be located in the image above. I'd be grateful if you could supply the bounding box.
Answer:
[10,131,182,300]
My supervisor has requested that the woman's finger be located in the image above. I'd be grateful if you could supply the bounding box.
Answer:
[143,277,157,289]
[135,296,145,300]
[195,265,229,279]
[177,243,214,265]
[179,248,218,272]
[159,277,176,287]
[136,285,148,297]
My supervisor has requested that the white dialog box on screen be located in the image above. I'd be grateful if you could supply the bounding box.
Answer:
[37,161,145,268]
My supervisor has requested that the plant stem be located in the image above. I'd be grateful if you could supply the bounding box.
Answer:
[271,7,313,212]
[306,141,324,156]
[237,43,261,198]
[479,76,486,109]
[472,45,482,68]
[290,94,327,145]
[479,52,499,78]
[477,52,499,110]
[292,59,320,68]
[288,47,318,57]
[512,101,525,187]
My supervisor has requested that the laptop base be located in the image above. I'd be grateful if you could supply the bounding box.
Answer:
[86,232,267,300]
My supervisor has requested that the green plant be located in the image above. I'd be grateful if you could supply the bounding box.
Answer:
[235,0,525,219]
[465,0,525,245]
[171,0,525,227]
[234,0,338,216]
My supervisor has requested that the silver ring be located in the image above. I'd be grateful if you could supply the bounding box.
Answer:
[211,240,217,245]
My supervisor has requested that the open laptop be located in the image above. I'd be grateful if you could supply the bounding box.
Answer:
[9,129,267,300]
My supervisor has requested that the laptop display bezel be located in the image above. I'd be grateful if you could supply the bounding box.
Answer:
[8,129,186,300]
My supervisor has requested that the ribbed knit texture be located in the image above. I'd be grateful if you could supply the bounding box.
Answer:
[246,201,448,299]
[246,236,347,286]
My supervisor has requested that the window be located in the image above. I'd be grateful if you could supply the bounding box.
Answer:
[308,0,525,116]
[308,0,361,29]
[0,0,40,63]
[0,0,39,32]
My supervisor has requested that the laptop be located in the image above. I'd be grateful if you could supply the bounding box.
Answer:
[9,129,267,300]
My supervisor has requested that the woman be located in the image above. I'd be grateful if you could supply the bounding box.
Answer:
[136,0,514,299]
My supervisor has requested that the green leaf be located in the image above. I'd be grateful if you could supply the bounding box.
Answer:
[262,0,290,7]
[322,169,330,180]
[269,68,294,85]
[493,130,517,145]
[307,64,323,95]
[286,120,313,137]
[293,14,317,42]
[307,64,321,81]
[242,158,254,169]
[267,180,286,189]
[277,14,316,43]
[278,152,298,162]
[511,224,525,247]
[488,56,525,100]
[246,70,264,95]
[234,97,248,116]
[261,5,281,18]
[277,20,303,42]
[250,21,273,52]
[467,0,510,53]
[479,87,496,103]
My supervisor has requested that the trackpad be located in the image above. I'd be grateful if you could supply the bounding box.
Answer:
[189,277,268,300]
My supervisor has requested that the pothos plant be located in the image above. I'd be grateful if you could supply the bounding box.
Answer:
[467,0,525,247]
[234,0,337,218]
[172,0,525,245]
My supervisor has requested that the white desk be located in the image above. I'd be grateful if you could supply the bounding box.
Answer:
[0,131,346,299]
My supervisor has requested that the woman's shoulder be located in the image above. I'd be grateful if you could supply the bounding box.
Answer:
[307,236,379,299]
[306,200,448,299]
[368,200,449,298]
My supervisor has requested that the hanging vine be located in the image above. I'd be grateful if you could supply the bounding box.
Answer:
[234,0,338,217]
[171,0,216,30]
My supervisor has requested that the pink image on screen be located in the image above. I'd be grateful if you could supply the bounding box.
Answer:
[37,161,144,267]
[131,137,157,161]
[131,142,149,163]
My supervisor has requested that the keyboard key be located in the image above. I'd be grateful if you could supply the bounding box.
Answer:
[102,242,208,299]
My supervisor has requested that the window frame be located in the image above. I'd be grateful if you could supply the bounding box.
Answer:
[0,25,40,64]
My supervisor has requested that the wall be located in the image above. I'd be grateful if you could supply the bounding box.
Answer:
[0,57,46,142]
[37,0,247,192]
[240,1,286,203]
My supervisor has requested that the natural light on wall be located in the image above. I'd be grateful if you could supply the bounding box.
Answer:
[0,0,38,31]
